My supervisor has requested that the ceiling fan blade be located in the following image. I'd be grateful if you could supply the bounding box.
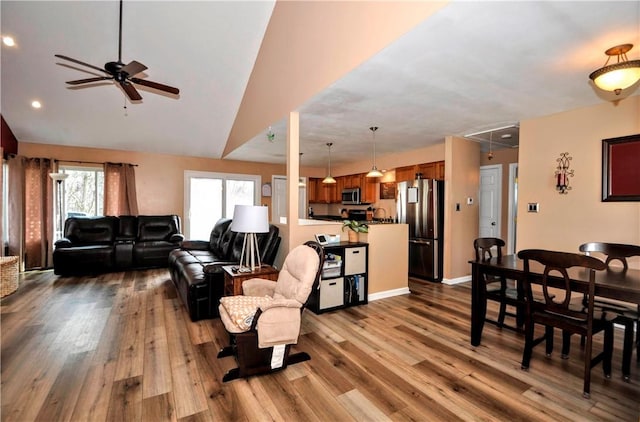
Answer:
[130,78,180,95]
[55,54,109,74]
[66,77,113,85]
[120,81,142,101]
[121,60,147,77]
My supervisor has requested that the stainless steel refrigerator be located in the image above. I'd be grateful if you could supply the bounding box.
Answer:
[396,179,444,282]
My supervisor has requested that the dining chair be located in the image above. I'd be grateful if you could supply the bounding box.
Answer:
[579,242,640,381]
[518,249,613,398]
[474,238,523,330]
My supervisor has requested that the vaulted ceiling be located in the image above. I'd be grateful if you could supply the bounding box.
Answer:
[2,1,639,167]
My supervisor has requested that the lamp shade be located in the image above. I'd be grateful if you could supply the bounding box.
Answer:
[589,44,640,95]
[230,205,269,233]
[49,172,69,182]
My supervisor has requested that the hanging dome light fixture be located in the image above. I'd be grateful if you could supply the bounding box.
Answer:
[322,142,336,184]
[366,126,383,178]
[589,44,640,95]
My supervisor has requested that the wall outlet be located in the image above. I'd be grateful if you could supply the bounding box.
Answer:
[527,203,540,212]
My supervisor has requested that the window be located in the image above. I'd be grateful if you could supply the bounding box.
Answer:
[59,165,104,218]
[185,171,260,240]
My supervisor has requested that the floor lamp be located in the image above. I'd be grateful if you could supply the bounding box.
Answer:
[230,205,269,273]
[49,172,69,240]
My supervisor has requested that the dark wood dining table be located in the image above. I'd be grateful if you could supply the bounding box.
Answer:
[469,254,640,347]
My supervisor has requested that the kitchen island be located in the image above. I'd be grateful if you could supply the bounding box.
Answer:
[275,219,409,300]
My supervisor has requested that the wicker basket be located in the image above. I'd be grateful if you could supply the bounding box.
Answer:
[1,256,19,298]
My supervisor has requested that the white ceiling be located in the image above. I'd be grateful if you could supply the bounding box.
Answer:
[2,1,640,168]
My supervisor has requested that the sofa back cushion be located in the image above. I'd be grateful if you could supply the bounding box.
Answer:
[118,215,138,238]
[137,215,180,241]
[209,219,232,254]
[64,216,118,245]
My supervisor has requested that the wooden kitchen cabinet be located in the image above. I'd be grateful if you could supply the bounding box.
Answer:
[307,178,319,203]
[394,161,445,182]
[395,165,416,182]
[417,162,436,179]
[435,161,445,180]
[361,174,377,203]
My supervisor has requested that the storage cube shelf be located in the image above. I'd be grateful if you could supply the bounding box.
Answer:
[308,242,368,314]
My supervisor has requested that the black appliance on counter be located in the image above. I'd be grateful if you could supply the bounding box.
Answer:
[347,209,367,221]
[396,179,444,282]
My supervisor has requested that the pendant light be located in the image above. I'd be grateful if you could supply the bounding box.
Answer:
[366,126,383,178]
[487,131,494,161]
[589,44,640,95]
[322,142,336,184]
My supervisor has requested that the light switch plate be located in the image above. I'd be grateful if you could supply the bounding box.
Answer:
[466,197,474,205]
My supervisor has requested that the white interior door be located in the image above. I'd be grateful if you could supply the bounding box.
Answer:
[479,165,502,238]
[272,176,306,223]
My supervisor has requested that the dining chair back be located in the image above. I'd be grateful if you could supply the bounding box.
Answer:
[579,242,640,380]
[517,249,613,398]
[474,238,522,330]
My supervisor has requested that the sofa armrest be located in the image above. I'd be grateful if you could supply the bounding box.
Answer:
[54,238,73,248]
[181,240,210,250]
[203,261,237,274]
[170,233,185,243]
[242,279,277,297]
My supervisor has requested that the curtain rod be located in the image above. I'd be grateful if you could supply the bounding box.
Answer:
[55,159,138,167]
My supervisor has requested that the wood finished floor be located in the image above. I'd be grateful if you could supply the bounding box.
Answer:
[1,269,638,421]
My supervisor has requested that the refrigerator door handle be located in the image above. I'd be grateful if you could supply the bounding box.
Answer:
[409,239,432,245]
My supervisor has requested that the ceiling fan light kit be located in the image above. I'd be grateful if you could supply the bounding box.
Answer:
[589,43,640,95]
[55,0,179,102]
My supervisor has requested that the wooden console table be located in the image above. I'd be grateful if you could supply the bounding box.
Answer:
[222,265,279,296]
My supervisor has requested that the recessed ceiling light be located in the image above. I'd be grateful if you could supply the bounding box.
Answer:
[501,134,512,139]
[2,36,15,47]
[31,100,42,109]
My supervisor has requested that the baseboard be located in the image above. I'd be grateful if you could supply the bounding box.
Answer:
[442,275,471,285]
[368,287,411,302]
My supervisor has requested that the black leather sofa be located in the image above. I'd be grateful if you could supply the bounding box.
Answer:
[53,215,184,276]
[168,218,281,321]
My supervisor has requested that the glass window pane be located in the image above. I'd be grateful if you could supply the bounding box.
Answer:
[59,166,104,219]
[226,179,254,218]
[190,178,222,240]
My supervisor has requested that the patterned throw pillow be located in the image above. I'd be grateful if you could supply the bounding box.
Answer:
[220,295,273,331]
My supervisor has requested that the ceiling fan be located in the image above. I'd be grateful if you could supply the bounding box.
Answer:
[55,0,179,101]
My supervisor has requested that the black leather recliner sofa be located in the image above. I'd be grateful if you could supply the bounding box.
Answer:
[53,215,184,276]
[168,218,281,321]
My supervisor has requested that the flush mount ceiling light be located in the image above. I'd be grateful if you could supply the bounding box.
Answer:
[589,43,640,95]
[366,126,383,178]
[322,142,336,184]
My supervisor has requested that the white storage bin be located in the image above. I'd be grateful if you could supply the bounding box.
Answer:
[344,247,366,275]
[319,277,344,309]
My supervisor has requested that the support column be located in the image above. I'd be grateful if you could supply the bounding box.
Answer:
[286,111,300,254]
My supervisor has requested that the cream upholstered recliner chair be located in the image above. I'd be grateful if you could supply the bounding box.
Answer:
[217,241,324,382]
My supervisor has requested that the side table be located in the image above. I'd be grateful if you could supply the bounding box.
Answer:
[222,265,279,296]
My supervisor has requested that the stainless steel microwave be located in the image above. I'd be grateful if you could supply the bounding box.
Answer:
[342,187,361,205]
